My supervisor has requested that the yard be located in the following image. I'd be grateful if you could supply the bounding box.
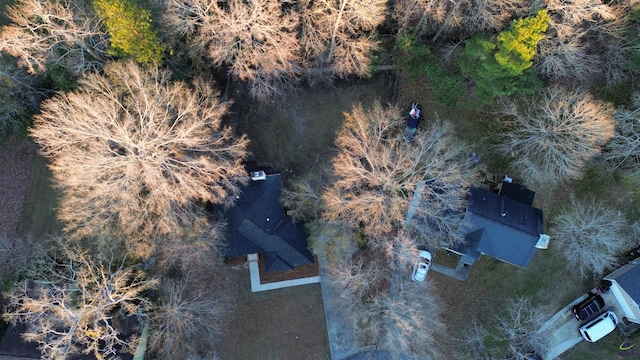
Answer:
[0,73,395,357]
[218,266,330,360]
[2,66,640,359]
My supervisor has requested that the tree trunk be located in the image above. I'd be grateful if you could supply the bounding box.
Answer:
[327,0,348,63]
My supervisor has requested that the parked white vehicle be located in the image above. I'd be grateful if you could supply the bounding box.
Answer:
[411,250,432,282]
[579,310,619,343]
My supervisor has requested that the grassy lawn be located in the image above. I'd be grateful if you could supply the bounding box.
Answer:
[394,71,640,359]
[565,327,640,359]
[219,268,330,360]
[18,154,61,240]
[230,73,396,180]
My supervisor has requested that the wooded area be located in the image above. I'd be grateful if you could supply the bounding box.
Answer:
[1,0,640,359]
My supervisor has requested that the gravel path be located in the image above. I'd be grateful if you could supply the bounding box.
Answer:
[0,137,36,237]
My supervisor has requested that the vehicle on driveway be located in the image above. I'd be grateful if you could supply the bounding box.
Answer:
[572,292,605,321]
[411,250,431,282]
[579,310,619,343]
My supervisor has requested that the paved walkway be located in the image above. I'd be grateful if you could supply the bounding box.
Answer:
[246,253,320,292]
[430,257,473,281]
[316,249,358,360]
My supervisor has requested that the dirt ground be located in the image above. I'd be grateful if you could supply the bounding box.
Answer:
[0,137,36,238]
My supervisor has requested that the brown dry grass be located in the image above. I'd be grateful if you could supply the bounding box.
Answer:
[218,268,330,360]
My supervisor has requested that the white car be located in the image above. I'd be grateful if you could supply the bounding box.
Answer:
[411,250,432,282]
[579,310,619,343]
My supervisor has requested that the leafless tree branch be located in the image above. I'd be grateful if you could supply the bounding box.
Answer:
[29,61,249,253]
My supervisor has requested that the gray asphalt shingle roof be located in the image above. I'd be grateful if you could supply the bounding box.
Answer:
[454,187,544,268]
[223,173,314,272]
[615,264,640,302]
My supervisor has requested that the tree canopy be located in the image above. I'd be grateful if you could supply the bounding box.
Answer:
[323,101,476,247]
[30,61,249,252]
[93,0,164,65]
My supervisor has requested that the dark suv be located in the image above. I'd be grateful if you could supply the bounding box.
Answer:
[572,292,605,321]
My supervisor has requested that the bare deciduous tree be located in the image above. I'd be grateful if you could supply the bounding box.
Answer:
[281,170,328,222]
[29,61,249,252]
[154,216,228,275]
[3,238,157,360]
[494,297,548,360]
[164,0,301,100]
[492,86,615,187]
[328,250,391,308]
[0,0,107,76]
[601,92,640,173]
[150,271,230,360]
[0,58,43,135]
[0,234,38,281]
[394,0,530,41]
[551,196,636,278]
[300,0,386,84]
[324,101,475,247]
[457,297,549,359]
[535,0,638,86]
[456,321,496,360]
[370,282,445,360]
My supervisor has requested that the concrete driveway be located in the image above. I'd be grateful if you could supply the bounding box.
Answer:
[539,289,623,360]
[537,299,584,360]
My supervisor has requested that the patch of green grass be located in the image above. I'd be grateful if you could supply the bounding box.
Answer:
[592,81,634,107]
[572,164,616,200]
[619,172,640,222]
[569,164,640,222]
[565,326,640,360]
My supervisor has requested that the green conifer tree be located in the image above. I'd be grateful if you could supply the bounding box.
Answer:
[94,0,164,65]
[495,9,550,76]
[457,10,549,108]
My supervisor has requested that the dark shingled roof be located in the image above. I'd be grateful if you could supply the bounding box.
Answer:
[223,173,314,272]
[615,264,640,302]
[453,187,544,268]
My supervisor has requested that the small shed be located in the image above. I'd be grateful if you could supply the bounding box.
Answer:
[604,258,640,324]
[450,186,545,268]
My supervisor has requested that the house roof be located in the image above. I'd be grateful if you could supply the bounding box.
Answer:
[453,187,544,268]
[604,259,640,323]
[614,263,640,302]
[223,173,314,272]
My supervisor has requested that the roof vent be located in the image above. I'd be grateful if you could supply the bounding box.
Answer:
[251,170,266,181]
